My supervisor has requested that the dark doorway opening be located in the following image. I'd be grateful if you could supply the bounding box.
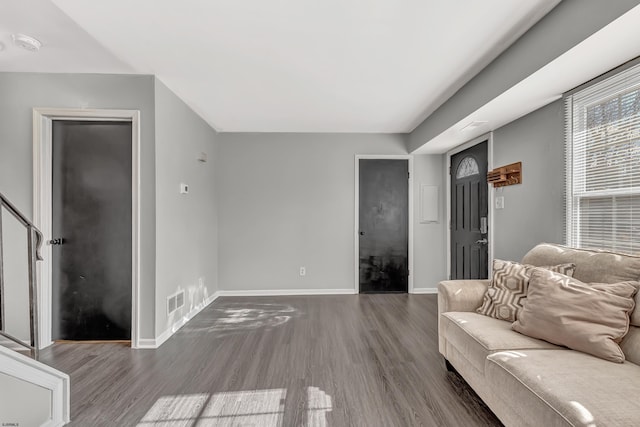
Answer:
[358,159,409,293]
[51,120,132,340]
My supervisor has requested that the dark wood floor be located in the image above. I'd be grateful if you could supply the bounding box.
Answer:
[38,294,501,426]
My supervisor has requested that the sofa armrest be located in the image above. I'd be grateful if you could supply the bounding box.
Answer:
[437,279,490,315]
[438,279,490,357]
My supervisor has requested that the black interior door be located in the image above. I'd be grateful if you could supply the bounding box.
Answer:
[52,120,132,340]
[359,159,409,293]
[450,142,488,280]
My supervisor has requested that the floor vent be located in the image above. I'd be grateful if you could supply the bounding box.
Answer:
[167,290,185,315]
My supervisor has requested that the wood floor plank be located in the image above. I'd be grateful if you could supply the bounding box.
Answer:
[38,294,502,426]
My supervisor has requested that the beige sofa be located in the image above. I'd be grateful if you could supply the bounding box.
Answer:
[438,243,640,426]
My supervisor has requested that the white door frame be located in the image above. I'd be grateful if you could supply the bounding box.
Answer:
[445,133,494,280]
[354,155,414,293]
[32,108,141,349]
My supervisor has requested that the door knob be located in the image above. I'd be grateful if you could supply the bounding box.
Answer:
[48,238,64,245]
[475,238,488,245]
[359,231,365,236]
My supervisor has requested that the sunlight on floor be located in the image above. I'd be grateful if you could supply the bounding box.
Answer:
[138,393,209,427]
[184,303,299,337]
[306,387,332,426]
[137,386,332,426]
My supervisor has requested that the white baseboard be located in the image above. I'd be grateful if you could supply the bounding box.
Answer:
[154,329,173,349]
[217,288,357,297]
[136,292,220,349]
[411,288,438,294]
[136,338,158,349]
[40,340,54,350]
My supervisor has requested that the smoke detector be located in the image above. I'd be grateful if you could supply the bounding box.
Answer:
[12,34,42,52]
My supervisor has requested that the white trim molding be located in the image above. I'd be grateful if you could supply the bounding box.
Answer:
[411,288,438,294]
[354,155,414,294]
[217,289,357,297]
[135,338,158,349]
[32,108,142,349]
[138,292,220,349]
[0,345,70,426]
[445,134,494,280]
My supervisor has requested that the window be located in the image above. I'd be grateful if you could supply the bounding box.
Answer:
[456,156,479,178]
[565,62,640,254]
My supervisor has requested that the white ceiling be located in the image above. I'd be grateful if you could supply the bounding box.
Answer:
[0,0,133,73]
[415,4,640,154]
[1,0,559,133]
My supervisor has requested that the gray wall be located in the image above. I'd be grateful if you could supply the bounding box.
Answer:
[412,154,447,290]
[0,72,157,340]
[492,100,565,261]
[154,79,219,336]
[0,212,29,340]
[217,133,412,292]
[217,134,446,293]
[408,0,640,152]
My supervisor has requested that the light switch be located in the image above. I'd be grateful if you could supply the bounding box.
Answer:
[180,183,189,194]
[495,196,504,209]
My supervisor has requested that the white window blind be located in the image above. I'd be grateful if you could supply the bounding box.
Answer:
[565,62,640,255]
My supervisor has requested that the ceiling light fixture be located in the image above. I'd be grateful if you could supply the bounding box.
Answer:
[461,120,488,132]
[12,33,42,52]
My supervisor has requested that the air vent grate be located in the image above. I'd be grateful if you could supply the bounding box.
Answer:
[167,290,185,315]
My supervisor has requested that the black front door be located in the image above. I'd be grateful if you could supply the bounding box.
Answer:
[51,120,132,340]
[450,142,488,280]
[358,159,409,293]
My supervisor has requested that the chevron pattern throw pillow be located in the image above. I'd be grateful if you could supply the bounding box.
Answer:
[477,259,576,321]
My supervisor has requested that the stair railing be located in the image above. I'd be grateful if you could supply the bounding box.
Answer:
[0,191,43,359]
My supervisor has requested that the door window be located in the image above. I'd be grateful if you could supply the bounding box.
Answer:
[456,156,480,179]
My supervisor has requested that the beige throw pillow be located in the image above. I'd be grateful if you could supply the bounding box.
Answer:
[512,268,638,363]
[477,259,576,322]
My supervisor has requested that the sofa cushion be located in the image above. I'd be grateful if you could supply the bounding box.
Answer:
[440,312,560,373]
[522,243,640,284]
[632,291,640,327]
[486,349,640,426]
[476,259,576,322]
[512,269,637,363]
[621,326,640,366]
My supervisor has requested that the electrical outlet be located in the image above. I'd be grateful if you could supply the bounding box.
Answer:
[299,266,306,276]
